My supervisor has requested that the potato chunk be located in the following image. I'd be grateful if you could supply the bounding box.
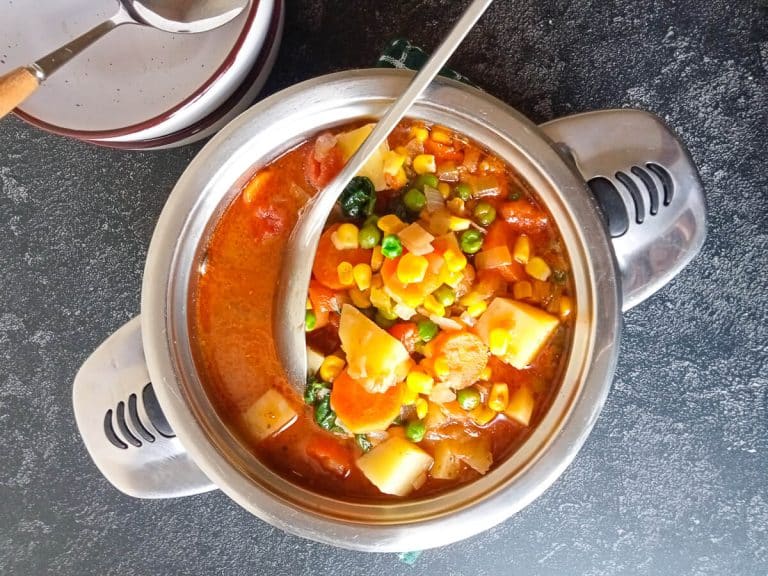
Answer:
[335,124,390,191]
[356,437,434,496]
[242,389,297,441]
[505,385,535,426]
[338,304,411,392]
[474,297,559,369]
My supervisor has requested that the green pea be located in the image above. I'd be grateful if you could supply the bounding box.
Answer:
[473,202,497,227]
[405,419,426,443]
[381,234,403,258]
[454,182,472,201]
[432,284,456,307]
[457,387,481,411]
[305,309,317,331]
[414,173,439,190]
[417,319,439,342]
[403,188,427,212]
[358,224,382,249]
[459,229,484,254]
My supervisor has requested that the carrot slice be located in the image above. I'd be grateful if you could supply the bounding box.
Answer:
[499,199,549,233]
[429,331,489,389]
[388,322,419,353]
[330,370,404,434]
[482,221,525,282]
[305,434,353,477]
[424,139,465,162]
[313,224,372,290]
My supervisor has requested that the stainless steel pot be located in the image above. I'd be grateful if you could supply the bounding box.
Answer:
[73,69,705,552]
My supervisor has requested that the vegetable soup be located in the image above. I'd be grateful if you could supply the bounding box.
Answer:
[192,120,574,500]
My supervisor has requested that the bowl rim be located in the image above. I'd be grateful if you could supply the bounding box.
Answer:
[141,69,621,551]
[12,0,268,140]
[80,0,284,150]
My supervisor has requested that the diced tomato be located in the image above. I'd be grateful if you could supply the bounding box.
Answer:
[312,224,372,290]
[424,138,465,162]
[309,280,338,314]
[305,144,344,190]
[482,221,527,281]
[499,199,549,232]
[241,169,298,241]
[305,434,353,477]
[388,322,419,353]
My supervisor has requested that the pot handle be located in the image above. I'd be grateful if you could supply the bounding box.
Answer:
[73,316,215,498]
[539,110,706,311]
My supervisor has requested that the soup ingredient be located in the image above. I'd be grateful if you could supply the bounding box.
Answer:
[474,298,559,369]
[358,222,382,249]
[306,434,353,477]
[456,386,481,411]
[242,389,297,441]
[405,419,427,442]
[335,124,392,191]
[427,331,489,389]
[330,370,404,434]
[505,385,535,426]
[381,234,403,259]
[473,201,496,227]
[459,229,484,254]
[312,224,372,290]
[338,305,411,392]
[417,319,439,343]
[403,188,427,212]
[339,176,377,219]
[355,436,434,496]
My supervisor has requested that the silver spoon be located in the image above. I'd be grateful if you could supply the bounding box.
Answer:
[0,0,250,119]
[275,0,494,393]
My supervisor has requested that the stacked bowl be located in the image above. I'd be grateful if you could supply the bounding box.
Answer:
[1,0,283,149]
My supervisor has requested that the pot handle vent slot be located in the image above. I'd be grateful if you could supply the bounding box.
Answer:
[540,109,706,311]
[73,317,215,498]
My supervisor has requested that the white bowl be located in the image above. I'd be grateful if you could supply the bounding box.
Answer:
[2,0,276,145]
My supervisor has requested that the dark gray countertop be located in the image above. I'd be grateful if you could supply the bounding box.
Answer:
[1,1,766,574]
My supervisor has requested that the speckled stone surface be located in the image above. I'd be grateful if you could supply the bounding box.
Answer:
[1,1,766,574]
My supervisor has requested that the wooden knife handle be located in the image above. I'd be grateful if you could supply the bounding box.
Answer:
[0,67,40,119]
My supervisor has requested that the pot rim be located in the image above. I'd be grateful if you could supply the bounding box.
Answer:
[141,69,621,551]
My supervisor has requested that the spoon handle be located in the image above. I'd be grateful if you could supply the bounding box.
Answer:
[0,6,134,120]
[277,0,494,390]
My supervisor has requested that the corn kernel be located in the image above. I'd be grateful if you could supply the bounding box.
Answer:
[369,284,391,310]
[488,383,510,412]
[392,167,408,189]
[331,223,360,250]
[467,300,488,318]
[448,216,472,231]
[353,263,372,291]
[396,253,429,284]
[337,261,354,286]
[459,291,485,307]
[559,295,573,319]
[489,328,509,356]
[402,385,419,406]
[371,246,384,271]
[407,371,434,395]
[525,256,552,281]
[440,266,464,288]
[306,298,313,310]
[382,150,406,176]
[413,154,436,175]
[423,294,446,317]
[513,234,530,264]
[513,280,533,300]
[377,214,407,234]
[438,182,451,199]
[480,365,492,381]
[411,125,429,142]
[433,356,450,378]
[430,126,452,144]
[415,397,429,419]
[319,355,345,383]
[348,286,371,308]
[469,404,497,426]
[446,197,465,215]
[443,249,467,272]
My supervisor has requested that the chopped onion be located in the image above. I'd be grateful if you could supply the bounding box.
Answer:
[459,311,477,327]
[473,175,502,197]
[394,303,417,320]
[429,314,463,331]
[398,223,435,256]
[314,132,337,160]
[424,185,445,213]
[429,384,457,403]
[475,245,513,270]
[437,161,460,182]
